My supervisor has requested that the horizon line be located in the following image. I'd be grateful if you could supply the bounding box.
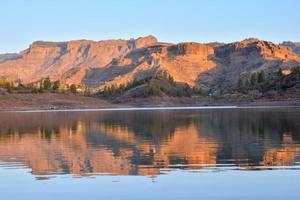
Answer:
[1,36,299,54]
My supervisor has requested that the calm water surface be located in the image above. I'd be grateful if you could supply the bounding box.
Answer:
[0,107,300,199]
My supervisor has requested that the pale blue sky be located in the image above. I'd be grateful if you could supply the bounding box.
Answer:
[1,0,299,53]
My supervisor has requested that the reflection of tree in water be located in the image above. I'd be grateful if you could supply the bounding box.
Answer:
[0,109,299,176]
[193,109,300,167]
[0,112,81,141]
[84,109,300,168]
[84,111,196,170]
[95,111,193,141]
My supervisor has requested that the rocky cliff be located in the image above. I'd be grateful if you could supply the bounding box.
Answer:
[0,35,157,84]
[203,38,300,88]
[0,36,299,90]
[281,41,300,54]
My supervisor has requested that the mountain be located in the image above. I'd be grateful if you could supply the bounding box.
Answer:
[0,35,157,83]
[203,38,300,88]
[85,42,215,88]
[0,36,299,92]
[281,41,300,54]
[90,37,300,91]
[0,53,20,64]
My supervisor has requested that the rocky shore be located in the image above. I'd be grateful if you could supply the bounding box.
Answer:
[1,93,299,111]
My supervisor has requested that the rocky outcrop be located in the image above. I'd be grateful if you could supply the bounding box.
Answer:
[202,38,300,88]
[89,39,300,89]
[84,42,216,88]
[168,42,214,57]
[0,36,299,90]
[133,35,158,49]
[281,41,300,54]
[0,36,158,83]
[215,38,297,60]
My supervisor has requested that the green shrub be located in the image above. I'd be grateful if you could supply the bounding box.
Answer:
[43,77,52,90]
[257,70,266,83]
[53,80,60,91]
[70,84,77,94]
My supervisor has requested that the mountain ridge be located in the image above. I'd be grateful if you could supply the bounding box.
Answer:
[281,41,300,54]
[0,36,299,93]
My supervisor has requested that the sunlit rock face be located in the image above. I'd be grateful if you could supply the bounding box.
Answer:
[0,37,299,89]
[0,36,157,85]
[0,109,299,177]
[281,41,300,54]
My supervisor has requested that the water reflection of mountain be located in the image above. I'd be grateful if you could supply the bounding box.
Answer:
[0,109,299,177]
[195,109,300,166]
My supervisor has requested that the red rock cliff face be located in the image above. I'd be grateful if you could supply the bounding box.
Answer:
[79,39,300,89]
[0,36,157,84]
[134,35,158,49]
[198,38,300,88]
[215,38,298,60]
[168,42,214,57]
[0,37,299,89]
[84,42,216,87]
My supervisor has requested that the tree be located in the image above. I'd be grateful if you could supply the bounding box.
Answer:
[53,80,60,91]
[5,82,13,93]
[237,76,244,89]
[168,74,175,86]
[192,86,206,96]
[276,68,283,77]
[144,83,161,97]
[70,84,77,94]
[244,78,250,90]
[31,87,39,93]
[110,84,117,95]
[38,80,44,93]
[183,83,192,97]
[250,73,257,86]
[43,77,51,90]
[257,71,266,83]
[291,66,300,75]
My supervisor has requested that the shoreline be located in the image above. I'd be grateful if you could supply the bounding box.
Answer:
[1,93,300,112]
[5,105,300,113]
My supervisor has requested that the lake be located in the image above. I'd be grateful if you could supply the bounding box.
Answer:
[0,107,300,200]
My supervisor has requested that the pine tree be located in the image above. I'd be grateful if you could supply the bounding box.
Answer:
[276,68,283,77]
[43,77,51,90]
[244,78,250,89]
[257,71,266,83]
[53,80,60,91]
[70,84,77,94]
[291,66,300,75]
[6,82,13,93]
[250,73,257,86]
[238,76,243,88]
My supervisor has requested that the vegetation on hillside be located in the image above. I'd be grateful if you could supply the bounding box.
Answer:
[1,66,300,100]
[0,77,88,94]
[98,71,206,98]
[236,66,300,93]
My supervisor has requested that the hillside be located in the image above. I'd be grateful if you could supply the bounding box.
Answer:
[93,38,300,92]
[281,41,300,54]
[0,36,300,98]
[205,38,300,89]
[0,53,20,64]
[0,36,157,84]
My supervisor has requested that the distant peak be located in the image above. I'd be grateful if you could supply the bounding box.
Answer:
[136,35,157,40]
[133,35,158,49]
[240,38,260,44]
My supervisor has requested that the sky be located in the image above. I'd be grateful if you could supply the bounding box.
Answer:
[0,0,300,53]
